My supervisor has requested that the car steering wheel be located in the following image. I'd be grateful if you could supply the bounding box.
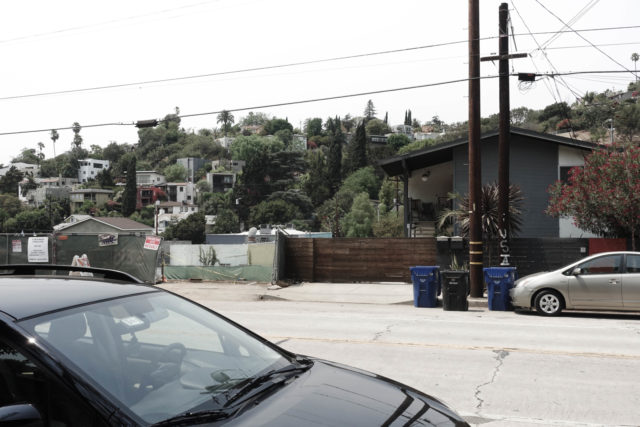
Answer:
[142,342,187,389]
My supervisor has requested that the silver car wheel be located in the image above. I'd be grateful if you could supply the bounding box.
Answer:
[535,291,562,316]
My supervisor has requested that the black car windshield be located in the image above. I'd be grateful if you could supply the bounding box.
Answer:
[19,292,288,424]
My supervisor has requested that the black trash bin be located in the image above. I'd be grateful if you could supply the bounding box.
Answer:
[483,267,517,311]
[409,266,440,308]
[441,270,469,311]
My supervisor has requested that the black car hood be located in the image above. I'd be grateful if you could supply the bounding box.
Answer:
[226,359,468,427]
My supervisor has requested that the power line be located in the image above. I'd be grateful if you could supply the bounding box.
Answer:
[534,0,637,79]
[2,25,640,102]
[537,0,600,51]
[0,0,221,45]
[0,75,500,136]
[510,0,560,102]
[0,69,634,137]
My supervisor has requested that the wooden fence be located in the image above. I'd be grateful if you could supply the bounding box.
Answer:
[282,237,623,283]
[284,238,436,283]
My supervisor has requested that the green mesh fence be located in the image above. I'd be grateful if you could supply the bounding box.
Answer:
[0,235,54,265]
[0,233,160,284]
[164,265,272,282]
[54,234,160,283]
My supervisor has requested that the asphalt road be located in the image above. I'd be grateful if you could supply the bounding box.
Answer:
[161,281,640,427]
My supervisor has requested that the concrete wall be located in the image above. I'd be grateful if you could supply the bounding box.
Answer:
[248,243,276,267]
[169,243,275,267]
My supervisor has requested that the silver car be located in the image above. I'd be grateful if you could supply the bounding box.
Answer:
[510,251,640,316]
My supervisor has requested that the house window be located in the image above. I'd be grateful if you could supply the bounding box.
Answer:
[179,187,184,192]
[560,166,582,184]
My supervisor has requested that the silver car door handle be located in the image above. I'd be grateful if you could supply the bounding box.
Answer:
[609,279,618,285]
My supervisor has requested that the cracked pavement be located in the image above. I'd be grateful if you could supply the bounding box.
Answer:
[474,350,510,413]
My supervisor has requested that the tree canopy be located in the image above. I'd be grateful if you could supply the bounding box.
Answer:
[547,143,640,249]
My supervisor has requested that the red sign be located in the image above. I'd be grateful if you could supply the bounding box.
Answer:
[144,236,161,251]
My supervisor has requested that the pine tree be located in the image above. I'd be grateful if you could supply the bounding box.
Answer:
[121,156,137,216]
[363,100,376,122]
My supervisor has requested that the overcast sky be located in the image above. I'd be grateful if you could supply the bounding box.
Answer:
[1,0,638,165]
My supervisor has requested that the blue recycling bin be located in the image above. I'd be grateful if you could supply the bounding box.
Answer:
[410,266,441,308]
[483,267,518,311]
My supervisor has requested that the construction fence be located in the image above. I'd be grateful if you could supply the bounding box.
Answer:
[0,233,161,284]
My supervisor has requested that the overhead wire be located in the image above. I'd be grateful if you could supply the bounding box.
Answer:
[510,1,559,102]
[0,0,225,45]
[1,24,639,102]
[533,0,637,80]
[537,0,600,52]
[0,70,634,137]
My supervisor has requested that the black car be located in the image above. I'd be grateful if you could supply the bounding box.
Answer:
[0,265,469,426]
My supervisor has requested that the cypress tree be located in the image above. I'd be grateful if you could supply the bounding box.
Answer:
[352,121,368,171]
[326,117,343,192]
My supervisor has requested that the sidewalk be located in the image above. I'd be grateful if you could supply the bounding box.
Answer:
[159,280,488,308]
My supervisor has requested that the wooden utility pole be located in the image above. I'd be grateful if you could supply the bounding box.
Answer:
[481,3,527,266]
[468,0,483,297]
[498,2,511,265]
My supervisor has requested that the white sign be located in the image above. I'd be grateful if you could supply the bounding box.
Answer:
[99,233,118,247]
[144,236,161,251]
[11,240,22,253]
[28,237,49,262]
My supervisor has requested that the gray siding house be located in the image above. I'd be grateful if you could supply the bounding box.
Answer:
[54,217,154,235]
[379,128,600,238]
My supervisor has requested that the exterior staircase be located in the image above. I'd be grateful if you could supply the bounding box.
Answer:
[412,221,436,238]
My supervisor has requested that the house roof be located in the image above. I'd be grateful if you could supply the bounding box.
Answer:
[92,217,153,230]
[70,188,113,194]
[378,127,600,177]
[54,216,153,232]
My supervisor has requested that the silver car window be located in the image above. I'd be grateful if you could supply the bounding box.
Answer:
[577,254,622,275]
[625,254,640,273]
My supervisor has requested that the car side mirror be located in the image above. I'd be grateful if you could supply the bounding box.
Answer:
[571,267,582,275]
[0,403,43,426]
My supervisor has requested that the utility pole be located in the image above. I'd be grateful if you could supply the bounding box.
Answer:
[468,0,483,297]
[497,3,511,266]
[481,3,527,267]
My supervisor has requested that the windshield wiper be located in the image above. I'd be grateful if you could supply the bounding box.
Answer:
[151,409,233,426]
[222,362,313,408]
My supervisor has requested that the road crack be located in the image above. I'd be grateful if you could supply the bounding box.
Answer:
[475,349,509,414]
[372,323,397,341]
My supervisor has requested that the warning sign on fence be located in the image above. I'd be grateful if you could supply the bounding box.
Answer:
[143,236,161,251]
[12,240,21,253]
[27,237,48,262]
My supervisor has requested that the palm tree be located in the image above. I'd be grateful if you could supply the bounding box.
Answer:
[216,110,234,136]
[37,142,45,166]
[50,129,59,178]
[632,53,639,83]
[71,122,83,149]
[437,182,524,265]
